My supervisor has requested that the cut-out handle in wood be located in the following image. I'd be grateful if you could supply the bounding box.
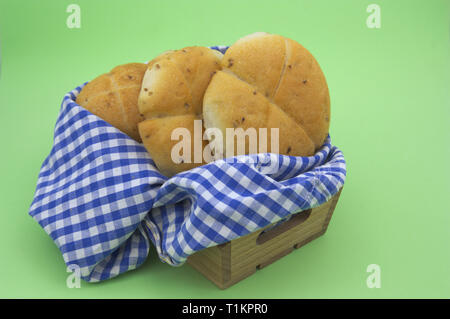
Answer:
[256,209,312,245]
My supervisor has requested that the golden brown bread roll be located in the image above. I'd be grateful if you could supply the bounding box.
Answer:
[203,71,315,158]
[203,32,330,157]
[139,114,212,177]
[76,63,147,141]
[138,46,223,177]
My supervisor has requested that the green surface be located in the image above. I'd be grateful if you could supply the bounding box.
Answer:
[0,0,449,298]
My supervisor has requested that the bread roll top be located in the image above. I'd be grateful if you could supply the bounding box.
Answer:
[138,46,222,119]
[76,63,147,141]
[203,70,314,158]
[221,32,286,99]
[138,47,223,177]
[215,32,330,151]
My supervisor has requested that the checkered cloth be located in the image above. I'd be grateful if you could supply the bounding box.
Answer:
[29,46,346,282]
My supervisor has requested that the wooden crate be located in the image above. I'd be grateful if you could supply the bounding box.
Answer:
[187,188,343,289]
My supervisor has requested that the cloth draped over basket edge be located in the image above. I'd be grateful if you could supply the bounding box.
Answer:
[28,47,346,282]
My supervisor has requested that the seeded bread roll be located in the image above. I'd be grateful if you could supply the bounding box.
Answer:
[203,71,315,158]
[203,32,330,157]
[138,46,223,177]
[138,114,212,177]
[76,63,147,141]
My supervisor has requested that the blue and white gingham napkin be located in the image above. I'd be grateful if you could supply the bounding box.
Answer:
[29,46,346,282]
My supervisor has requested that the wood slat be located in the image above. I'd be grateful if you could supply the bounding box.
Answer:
[187,187,343,289]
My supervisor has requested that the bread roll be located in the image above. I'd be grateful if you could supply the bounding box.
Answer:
[138,46,223,177]
[138,114,211,177]
[76,63,147,141]
[203,71,314,158]
[203,32,330,157]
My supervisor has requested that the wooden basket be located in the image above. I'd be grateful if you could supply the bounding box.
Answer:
[187,188,343,289]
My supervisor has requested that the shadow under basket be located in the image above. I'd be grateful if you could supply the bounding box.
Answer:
[187,187,343,289]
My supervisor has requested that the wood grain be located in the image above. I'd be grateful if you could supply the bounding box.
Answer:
[187,187,343,289]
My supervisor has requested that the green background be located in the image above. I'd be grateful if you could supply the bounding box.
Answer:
[0,0,448,298]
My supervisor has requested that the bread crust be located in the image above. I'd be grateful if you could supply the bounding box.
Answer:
[76,63,147,141]
[272,38,330,149]
[203,71,314,157]
[205,32,330,155]
[138,47,223,177]
[221,32,286,99]
[138,115,211,177]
